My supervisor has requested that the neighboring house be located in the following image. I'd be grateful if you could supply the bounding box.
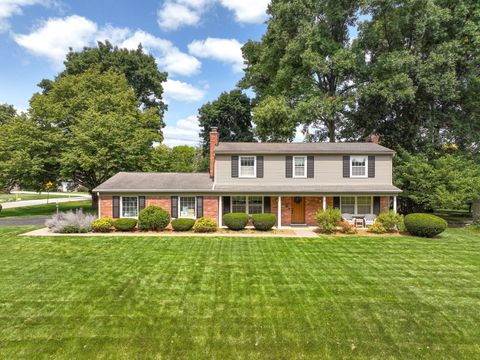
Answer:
[93,128,401,227]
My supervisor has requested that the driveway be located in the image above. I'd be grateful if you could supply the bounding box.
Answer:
[0,197,90,209]
[0,217,49,226]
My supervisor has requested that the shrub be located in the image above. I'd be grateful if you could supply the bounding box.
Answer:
[377,210,404,232]
[113,218,137,232]
[91,217,114,232]
[172,218,195,231]
[138,205,170,231]
[397,215,406,232]
[252,213,276,231]
[223,212,249,230]
[45,209,96,233]
[0,204,2,213]
[404,213,447,237]
[368,221,387,234]
[193,217,217,233]
[315,208,342,233]
[339,220,357,234]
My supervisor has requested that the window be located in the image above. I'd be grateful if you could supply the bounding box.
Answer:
[239,156,256,178]
[357,196,372,214]
[179,196,196,218]
[248,196,263,214]
[121,196,138,218]
[293,156,307,178]
[341,196,355,214]
[232,196,247,213]
[350,156,368,178]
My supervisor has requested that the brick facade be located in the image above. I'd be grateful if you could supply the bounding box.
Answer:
[305,197,324,226]
[271,196,292,226]
[203,196,219,223]
[146,195,171,210]
[380,196,391,213]
[326,197,334,208]
[99,195,113,218]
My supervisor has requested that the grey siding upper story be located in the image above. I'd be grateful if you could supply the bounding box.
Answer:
[214,154,393,186]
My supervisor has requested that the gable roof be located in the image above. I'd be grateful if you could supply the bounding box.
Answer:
[214,142,395,155]
[92,172,213,192]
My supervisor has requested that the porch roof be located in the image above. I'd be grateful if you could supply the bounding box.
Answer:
[212,184,402,194]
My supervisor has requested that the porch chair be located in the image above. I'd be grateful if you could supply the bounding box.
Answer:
[342,213,354,225]
[364,214,376,227]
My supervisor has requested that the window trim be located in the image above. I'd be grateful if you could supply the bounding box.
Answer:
[120,196,139,218]
[350,155,368,178]
[293,156,307,178]
[178,196,197,219]
[230,196,264,215]
[238,155,257,178]
[340,196,374,215]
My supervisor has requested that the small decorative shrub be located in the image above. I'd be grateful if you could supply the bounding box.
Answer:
[315,208,342,233]
[45,209,96,233]
[172,218,195,231]
[252,213,276,231]
[404,213,447,237]
[339,220,357,234]
[377,210,403,232]
[368,221,387,234]
[113,218,137,232]
[91,217,114,232]
[223,212,249,230]
[193,217,217,233]
[138,205,170,231]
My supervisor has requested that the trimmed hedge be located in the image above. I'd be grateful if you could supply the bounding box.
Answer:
[193,217,217,233]
[91,217,114,232]
[252,213,276,231]
[172,218,195,231]
[223,213,249,230]
[138,205,170,231]
[114,218,137,232]
[404,213,447,237]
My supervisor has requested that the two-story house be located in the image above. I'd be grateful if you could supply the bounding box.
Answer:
[93,128,401,227]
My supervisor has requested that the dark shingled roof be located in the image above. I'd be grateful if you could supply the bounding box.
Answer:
[214,142,395,155]
[93,172,213,192]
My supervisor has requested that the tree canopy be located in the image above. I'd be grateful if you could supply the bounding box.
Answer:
[198,89,254,153]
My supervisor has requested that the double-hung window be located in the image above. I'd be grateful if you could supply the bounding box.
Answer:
[121,196,138,218]
[248,196,263,214]
[293,156,307,178]
[179,196,196,218]
[231,196,264,214]
[357,196,372,214]
[239,156,256,178]
[340,196,355,214]
[232,196,247,213]
[350,156,368,178]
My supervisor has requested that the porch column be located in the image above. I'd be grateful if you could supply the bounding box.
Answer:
[393,196,397,214]
[218,196,222,227]
[277,196,282,228]
[323,196,326,210]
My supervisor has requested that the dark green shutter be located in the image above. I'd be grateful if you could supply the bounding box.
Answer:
[231,156,239,177]
[307,156,314,178]
[196,196,203,218]
[257,156,264,178]
[333,197,340,209]
[139,196,145,211]
[264,196,271,213]
[368,156,375,177]
[171,196,178,218]
[223,196,230,214]
[343,156,350,178]
[112,196,120,218]
[286,156,292,178]
[373,196,381,215]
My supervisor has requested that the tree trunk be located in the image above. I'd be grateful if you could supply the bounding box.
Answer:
[473,199,480,224]
[328,121,335,142]
[90,191,98,214]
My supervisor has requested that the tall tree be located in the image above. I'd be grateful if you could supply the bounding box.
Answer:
[147,145,206,172]
[252,95,296,142]
[29,68,162,205]
[198,89,254,153]
[39,41,168,129]
[240,0,360,142]
[353,0,480,151]
[0,103,16,125]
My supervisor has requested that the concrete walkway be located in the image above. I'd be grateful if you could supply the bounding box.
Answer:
[21,226,319,238]
[0,217,49,226]
[1,196,90,209]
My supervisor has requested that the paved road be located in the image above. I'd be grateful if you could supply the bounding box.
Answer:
[1,197,90,209]
[0,217,49,226]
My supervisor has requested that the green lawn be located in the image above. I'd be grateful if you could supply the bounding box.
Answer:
[0,200,94,218]
[0,227,479,358]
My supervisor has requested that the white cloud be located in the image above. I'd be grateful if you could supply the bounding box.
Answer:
[0,0,53,32]
[157,0,268,31]
[13,15,98,66]
[163,79,206,102]
[188,37,243,72]
[163,115,201,146]
[219,0,269,23]
[13,16,201,76]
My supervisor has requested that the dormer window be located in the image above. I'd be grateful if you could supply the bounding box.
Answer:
[293,156,307,178]
[350,156,368,178]
[239,156,256,178]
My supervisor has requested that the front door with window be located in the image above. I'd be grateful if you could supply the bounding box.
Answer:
[291,197,305,224]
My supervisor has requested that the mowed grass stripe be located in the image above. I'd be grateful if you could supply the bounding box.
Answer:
[0,227,479,358]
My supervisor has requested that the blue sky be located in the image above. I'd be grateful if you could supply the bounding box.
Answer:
[0,0,268,146]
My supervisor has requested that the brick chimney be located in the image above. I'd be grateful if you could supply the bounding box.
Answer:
[365,134,380,144]
[209,127,219,178]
